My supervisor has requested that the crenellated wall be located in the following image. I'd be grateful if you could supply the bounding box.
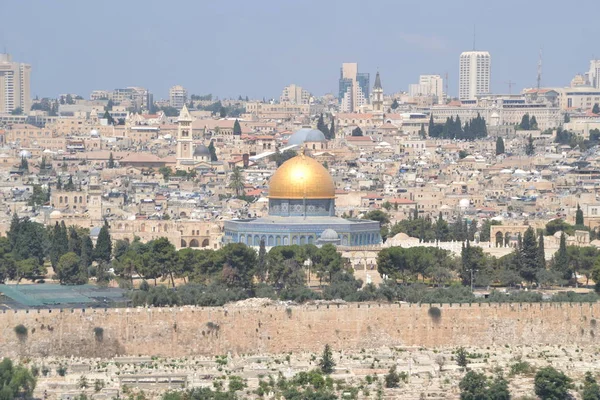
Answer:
[1,302,599,359]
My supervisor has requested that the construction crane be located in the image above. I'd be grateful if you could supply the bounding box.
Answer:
[504,81,516,95]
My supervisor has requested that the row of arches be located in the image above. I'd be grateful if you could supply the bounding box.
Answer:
[181,238,210,248]
[58,196,84,204]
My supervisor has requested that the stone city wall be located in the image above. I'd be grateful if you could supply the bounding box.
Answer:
[1,302,599,359]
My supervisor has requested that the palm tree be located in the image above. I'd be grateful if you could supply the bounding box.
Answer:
[229,167,245,197]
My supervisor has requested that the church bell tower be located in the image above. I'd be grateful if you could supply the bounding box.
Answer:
[176,104,193,169]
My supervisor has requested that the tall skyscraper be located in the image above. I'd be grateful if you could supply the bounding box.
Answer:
[459,51,491,100]
[589,60,600,89]
[338,63,370,112]
[0,53,31,114]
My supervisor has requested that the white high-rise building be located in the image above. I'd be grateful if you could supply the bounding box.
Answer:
[408,75,445,104]
[459,51,491,100]
[169,85,188,109]
[589,60,600,89]
[0,53,31,114]
[280,84,310,104]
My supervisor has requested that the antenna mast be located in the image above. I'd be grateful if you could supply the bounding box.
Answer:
[445,72,449,102]
[472,25,476,51]
[537,48,543,90]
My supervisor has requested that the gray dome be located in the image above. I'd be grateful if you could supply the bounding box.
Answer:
[320,229,339,240]
[194,145,210,157]
[287,128,327,146]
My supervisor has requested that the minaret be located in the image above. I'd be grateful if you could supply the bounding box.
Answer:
[372,71,384,123]
[176,104,193,170]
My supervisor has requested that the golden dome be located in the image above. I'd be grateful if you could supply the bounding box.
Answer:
[269,153,335,199]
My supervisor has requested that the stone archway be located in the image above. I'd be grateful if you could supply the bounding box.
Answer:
[490,225,530,247]
[189,239,199,248]
[202,239,209,247]
[181,239,187,248]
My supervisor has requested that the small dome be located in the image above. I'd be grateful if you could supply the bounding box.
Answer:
[320,229,339,240]
[50,210,62,218]
[19,150,31,159]
[90,129,99,136]
[194,145,210,157]
[287,128,327,145]
[459,198,470,208]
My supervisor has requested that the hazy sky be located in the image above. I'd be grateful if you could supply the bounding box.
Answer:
[1,0,598,100]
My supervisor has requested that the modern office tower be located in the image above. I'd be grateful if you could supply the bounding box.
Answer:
[338,63,370,112]
[0,53,31,114]
[459,51,491,100]
[169,85,188,109]
[280,84,310,104]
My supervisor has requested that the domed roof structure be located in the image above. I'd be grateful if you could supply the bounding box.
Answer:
[269,153,335,199]
[193,144,210,157]
[320,229,339,240]
[287,128,327,146]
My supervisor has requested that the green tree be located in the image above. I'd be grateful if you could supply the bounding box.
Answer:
[0,358,37,399]
[564,113,571,123]
[80,236,93,270]
[593,103,600,114]
[256,239,267,283]
[228,167,245,197]
[208,140,218,162]
[495,137,505,155]
[534,366,572,400]
[20,157,29,172]
[233,119,242,135]
[94,222,112,263]
[50,222,68,268]
[11,107,23,115]
[329,118,335,139]
[316,114,330,138]
[520,227,540,284]
[576,204,584,226]
[519,113,530,130]
[159,166,172,181]
[537,231,546,271]
[64,175,75,190]
[391,99,399,109]
[459,371,488,400]
[456,347,468,369]
[220,107,227,118]
[107,152,115,168]
[318,344,335,374]
[525,134,535,156]
[351,127,363,137]
[418,123,427,138]
[56,252,87,285]
[552,232,570,281]
[583,371,600,400]
[384,365,402,388]
[312,244,343,285]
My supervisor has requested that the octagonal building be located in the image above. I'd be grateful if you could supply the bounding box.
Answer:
[223,152,381,247]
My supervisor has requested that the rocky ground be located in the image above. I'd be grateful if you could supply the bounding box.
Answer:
[24,343,600,399]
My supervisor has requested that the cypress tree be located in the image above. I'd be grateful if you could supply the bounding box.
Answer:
[593,103,600,114]
[329,118,335,139]
[520,227,539,284]
[208,140,218,162]
[108,152,115,168]
[94,222,112,263]
[530,115,538,130]
[519,113,530,130]
[68,226,81,256]
[80,236,93,269]
[537,231,546,271]
[576,204,584,226]
[495,137,505,155]
[50,222,68,268]
[525,134,535,156]
[552,232,570,280]
[428,114,435,137]
[233,119,242,135]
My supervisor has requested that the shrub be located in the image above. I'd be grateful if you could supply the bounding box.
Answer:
[509,360,533,376]
[93,327,104,342]
[384,366,401,388]
[428,306,442,323]
[456,347,468,368]
[57,365,67,377]
[14,324,28,339]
